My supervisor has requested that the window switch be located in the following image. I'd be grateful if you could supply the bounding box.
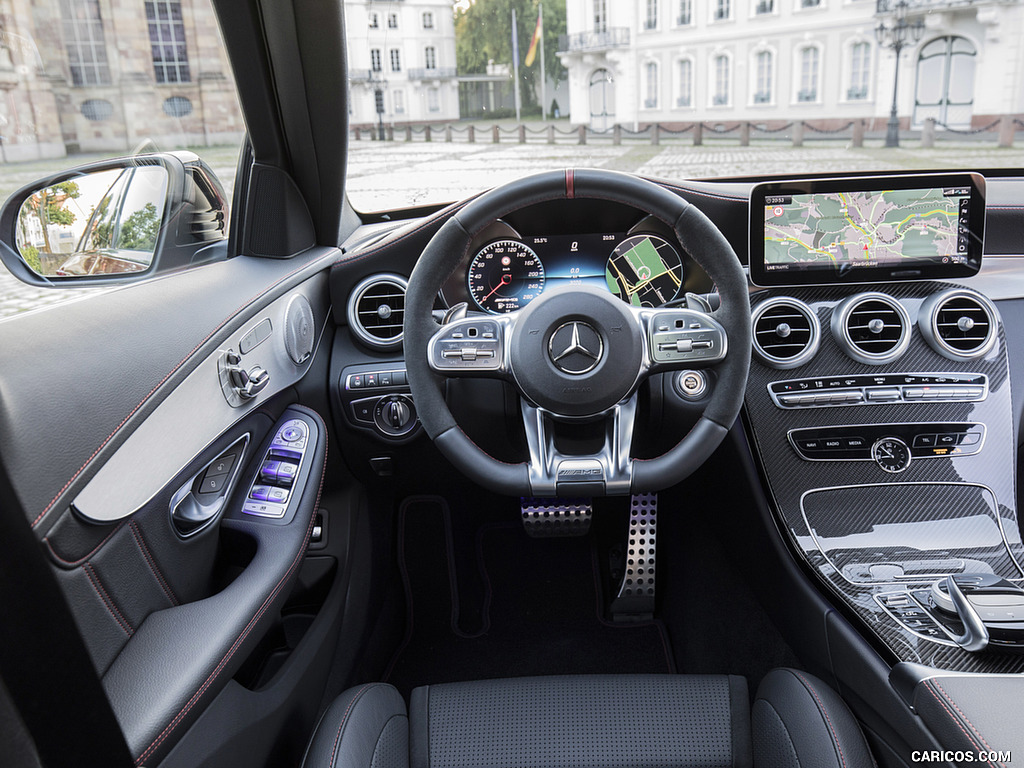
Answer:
[259,460,281,483]
[276,463,298,486]
[250,485,271,501]
[266,487,289,503]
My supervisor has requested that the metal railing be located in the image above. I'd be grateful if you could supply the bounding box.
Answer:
[557,27,630,53]
[876,0,985,11]
[407,67,457,80]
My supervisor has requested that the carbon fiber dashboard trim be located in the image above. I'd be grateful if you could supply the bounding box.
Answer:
[743,282,1024,673]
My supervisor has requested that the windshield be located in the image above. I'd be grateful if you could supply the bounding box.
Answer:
[343,0,1024,211]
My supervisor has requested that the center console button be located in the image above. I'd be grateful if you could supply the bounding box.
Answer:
[842,436,867,450]
[867,388,901,401]
[959,431,982,446]
[913,434,936,448]
[937,433,958,446]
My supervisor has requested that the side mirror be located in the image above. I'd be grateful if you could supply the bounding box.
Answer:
[0,151,229,286]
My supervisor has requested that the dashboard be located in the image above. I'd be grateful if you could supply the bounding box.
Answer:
[439,214,714,314]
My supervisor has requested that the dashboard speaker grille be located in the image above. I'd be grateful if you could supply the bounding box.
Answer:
[347,274,408,349]
[921,289,997,361]
[832,293,911,365]
[751,297,820,369]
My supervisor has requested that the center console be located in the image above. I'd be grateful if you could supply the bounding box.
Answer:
[743,174,1024,675]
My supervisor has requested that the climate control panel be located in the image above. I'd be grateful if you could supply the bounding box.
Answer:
[769,373,987,409]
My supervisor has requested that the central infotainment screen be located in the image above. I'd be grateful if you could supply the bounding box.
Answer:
[749,173,985,286]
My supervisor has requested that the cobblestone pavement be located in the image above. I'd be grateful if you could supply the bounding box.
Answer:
[3,138,1024,321]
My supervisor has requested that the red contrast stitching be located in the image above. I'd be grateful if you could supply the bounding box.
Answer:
[329,684,375,768]
[134,420,327,766]
[83,563,133,637]
[791,671,848,768]
[31,250,337,530]
[925,680,998,767]
[44,520,125,568]
[129,521,179,606]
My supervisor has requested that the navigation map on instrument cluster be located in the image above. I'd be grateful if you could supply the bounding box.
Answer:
[763,187,970,271]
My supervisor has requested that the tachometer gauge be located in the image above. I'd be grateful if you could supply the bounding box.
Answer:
[605,235,684,307]
[468,240,546,313]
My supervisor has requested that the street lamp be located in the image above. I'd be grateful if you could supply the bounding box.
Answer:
[875,0,925,147]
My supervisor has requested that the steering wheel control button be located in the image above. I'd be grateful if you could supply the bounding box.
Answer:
[675,370,708,400]
[648,310,727,366]
[429,318,503,372]
[548,321,603,375]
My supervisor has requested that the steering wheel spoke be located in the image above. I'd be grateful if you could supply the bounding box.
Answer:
[427,312,517,379]
[521,395,636,497]
[632,306,729,373]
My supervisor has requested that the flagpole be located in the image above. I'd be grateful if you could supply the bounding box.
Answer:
[539,5,547,120]
[511,8,521,123]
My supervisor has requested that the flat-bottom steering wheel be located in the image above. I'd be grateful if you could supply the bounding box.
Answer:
[404,169,751,497]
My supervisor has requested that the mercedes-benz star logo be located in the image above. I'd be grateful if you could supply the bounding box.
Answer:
[548,321,603,375]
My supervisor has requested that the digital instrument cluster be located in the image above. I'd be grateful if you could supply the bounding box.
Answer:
[465,232,685,314]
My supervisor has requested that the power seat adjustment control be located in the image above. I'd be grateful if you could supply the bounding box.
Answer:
[243,419,308,519]
[225,350,270,400]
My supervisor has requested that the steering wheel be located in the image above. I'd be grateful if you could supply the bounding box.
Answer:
[404,169,750,497]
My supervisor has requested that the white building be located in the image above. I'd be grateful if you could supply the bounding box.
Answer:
[345,0,459,126]
[558,0,1024,131]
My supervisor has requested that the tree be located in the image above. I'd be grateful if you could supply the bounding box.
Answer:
[456,0,567,111]
[20,180,81,254]
[117,202,161,251]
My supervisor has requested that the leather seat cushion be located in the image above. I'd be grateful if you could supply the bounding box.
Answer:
[409,674,752,768]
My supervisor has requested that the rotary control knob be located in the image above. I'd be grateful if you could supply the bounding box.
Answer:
[373,395,417,437]
[871,437,911,473]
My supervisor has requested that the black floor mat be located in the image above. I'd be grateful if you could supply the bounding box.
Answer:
[384,496,675,696]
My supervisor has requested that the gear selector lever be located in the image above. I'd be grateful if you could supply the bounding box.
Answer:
[930,573,1024,653]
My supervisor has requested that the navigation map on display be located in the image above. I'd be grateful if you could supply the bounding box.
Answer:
[605,234,683,307]
[763,187,971,273]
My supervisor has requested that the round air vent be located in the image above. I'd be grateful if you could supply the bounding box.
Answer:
[751,297,821,369]
[920,289,998,361]
[831,292,911,365]
[347,274,408,349]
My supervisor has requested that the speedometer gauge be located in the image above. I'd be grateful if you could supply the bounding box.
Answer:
[468,240,546,313]
[605,235,684,307]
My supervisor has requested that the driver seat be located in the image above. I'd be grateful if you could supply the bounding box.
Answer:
[301,670,875,768]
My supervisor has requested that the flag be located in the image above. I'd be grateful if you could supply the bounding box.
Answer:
[524,10,542,67]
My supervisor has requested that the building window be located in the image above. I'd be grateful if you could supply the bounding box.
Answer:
[162,95,192,117]
[146,0,190,84]
[370,49,382,72]
[61,0,111,86]
[754,50,772,103]
[427,87,440,112]
[676,59,692,107]
[755,0,774,14]
[394,90,405,114]
[368,12,379,29]
[390,49,401,72]
[645,0,658,30]
[388,13,398,29]
[798,46,820,101]
[80,98,113,121]
[848,42,869,100]
[644,61,658,108]
[677,0,692,25]
[714,0,730,21]
[422,12,434,29]
[713,54,730,104]
[594,0,607,33]
[425,46,436,70]
[801,0,821,6]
